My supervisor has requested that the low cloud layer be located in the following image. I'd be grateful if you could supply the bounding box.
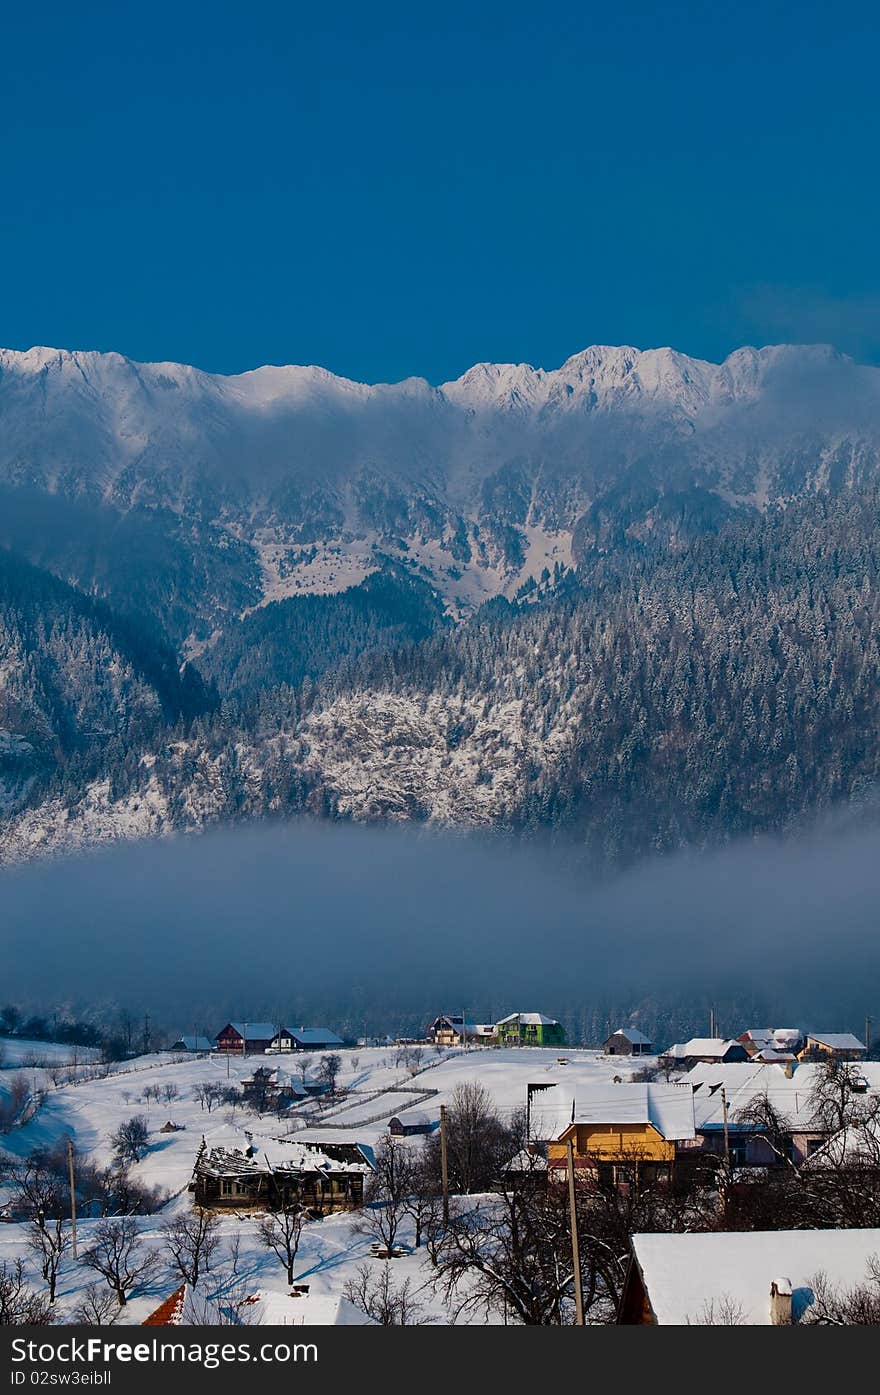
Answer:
[1,816,879,1036]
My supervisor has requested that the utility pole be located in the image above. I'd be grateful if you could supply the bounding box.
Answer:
[721,1087,731,1170]
[67,1137,77,1260]
[720,1085,732,1221]
[566,1139,585,1326]
[440,1104,449,1225]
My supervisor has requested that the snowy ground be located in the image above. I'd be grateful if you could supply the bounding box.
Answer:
[0,1038,102,1100]
[0,1043,651,1324]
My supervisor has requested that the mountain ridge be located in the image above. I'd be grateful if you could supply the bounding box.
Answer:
[1,337,879,643]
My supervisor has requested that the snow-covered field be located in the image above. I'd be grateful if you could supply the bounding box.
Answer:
[0,1044,651,1324]
[0,1038,103,1100]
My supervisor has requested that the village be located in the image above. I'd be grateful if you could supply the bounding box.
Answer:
[2,1008,880,1326]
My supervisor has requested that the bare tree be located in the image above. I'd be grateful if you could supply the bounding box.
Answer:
[9,1151,65,1225]
[735,1090,797,1167]
[0,1259,53,1325]
[317,1053,342,1095]
[82,1217,159,1307]
[360,1135,413,1253]
[225,1227,244,1277]
[294,1054,313,1087]
[256,1202,307,1284]
[193,1083,225,1113]
[802,1259,880,1324]
[343,1263,433,1325]
[162,1084,180,1103]
[402,1145,443,1251]
[110,1115,150,1166]
[687,1295,748,1325]
[73,1282,121,1326]
[424,1082,514,1195]
[808,1058,876,1134]
[432,1156,632,1326]
[162,1207,222,1287]
[26,1213,70,1303]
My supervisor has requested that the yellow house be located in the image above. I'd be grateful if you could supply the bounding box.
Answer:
[547,1082,696,1187]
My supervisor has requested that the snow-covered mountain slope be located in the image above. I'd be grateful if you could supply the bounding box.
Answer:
[3,341,880,637]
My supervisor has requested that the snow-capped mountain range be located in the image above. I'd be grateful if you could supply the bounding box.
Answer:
[3,340,880,639]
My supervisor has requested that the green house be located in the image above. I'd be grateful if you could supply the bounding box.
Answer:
[495,1013,566,1047]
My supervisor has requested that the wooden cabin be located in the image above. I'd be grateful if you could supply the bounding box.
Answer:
[190,1137,373,1215]
[388,1111,438,1137]
[603,1028,654,1056]
[426,1015,465,1047]
[547,1083,696,1188]
[214,1022,277,1055]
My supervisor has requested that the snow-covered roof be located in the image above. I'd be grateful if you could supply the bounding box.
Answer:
[664,1038,743,1059]
[805,1032,866,1051]
[196,1134,374,1177]
[631,1229,880,1324]
[682,1061,880,1132]
[164,1286,375,1326]
[496,1013,559,1026]
[143,1284,187,1326]
[388,1111,437,1128]
[567,1083,695,1141]
[170,1036,213,1052]
[233,1291,375,1326]
[739,1028,774,1046]
[219,1023,278,1042]
[608,1028,653,1045]
[289,1028,344,1047]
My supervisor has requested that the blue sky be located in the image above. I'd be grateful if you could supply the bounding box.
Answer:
[2,1,879,382]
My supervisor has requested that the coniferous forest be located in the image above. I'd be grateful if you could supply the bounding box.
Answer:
[5,487,880,870]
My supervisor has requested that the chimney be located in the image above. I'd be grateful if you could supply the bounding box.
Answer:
[770,1277,792,1325]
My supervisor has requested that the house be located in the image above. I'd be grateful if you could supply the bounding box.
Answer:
[270,1027,345,1053]
[737,1028,803,1058]
[547,1082,697,1187]
[425,1015,493,1047]
[496,1013,566,1048]
[215,1023,278,1055]
[169,1036,214,1054]
[619,1228,880,1324]
[159,1120,184,1133]
[388,1111,438,1137]
[681,1060,880,1165]
[190,1134,374,1214]
[467,1024,497,1043]
[604,1028,654,1056]
[240,1066,308,1110]
[660,1038,749,1071]
[797,1032,866,1062]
